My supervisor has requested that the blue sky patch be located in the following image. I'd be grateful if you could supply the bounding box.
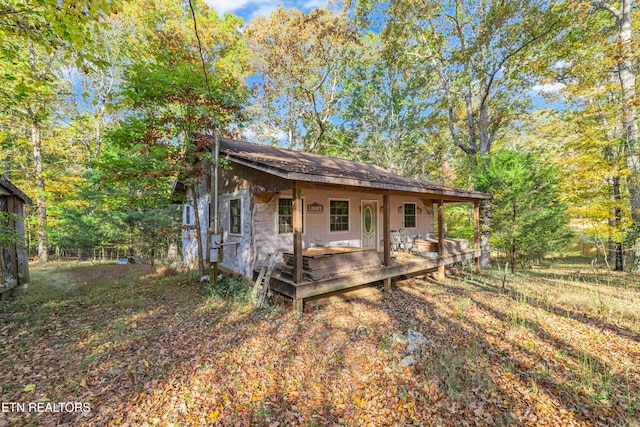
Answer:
[206,0,329,22]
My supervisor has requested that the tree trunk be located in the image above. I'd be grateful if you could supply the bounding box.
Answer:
[32,119,48,262]
[480,198,492,266]
[601,0,640,269]
[618,0,640,271]
[613,175,624,271]
[510,244,516,274]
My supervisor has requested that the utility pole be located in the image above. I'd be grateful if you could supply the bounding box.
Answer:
[209,129,221,284]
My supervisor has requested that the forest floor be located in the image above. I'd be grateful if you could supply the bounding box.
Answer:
[0,257,638,426]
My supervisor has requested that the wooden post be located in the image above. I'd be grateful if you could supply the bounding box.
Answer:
[437,199,445,280]
[474,201,480,274]
[383,193,391,266]
[293,298,303,314]
[293,181,303,285]
[383,193,391,291]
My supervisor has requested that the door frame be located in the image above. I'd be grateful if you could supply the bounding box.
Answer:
[360,200,379,251]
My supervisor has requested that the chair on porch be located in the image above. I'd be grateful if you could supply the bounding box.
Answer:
[398,229,415,252]
[390,231,402,251]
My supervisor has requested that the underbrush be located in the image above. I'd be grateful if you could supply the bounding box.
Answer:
[200,274,251,302]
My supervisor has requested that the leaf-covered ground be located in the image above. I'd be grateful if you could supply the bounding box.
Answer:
[0,259,638,426]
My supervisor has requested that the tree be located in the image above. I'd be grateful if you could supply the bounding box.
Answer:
[589,0,640,269]
[0,0,121,262]
[338,31,447,178]
[529,2,638,270]
[354,0,566,266]
[0,0,119,59]
[246,6,356,151]
[475,150,570,273]
[109,0,249,275]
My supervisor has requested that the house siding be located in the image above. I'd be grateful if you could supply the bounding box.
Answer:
[250,188,436,275]
[219,188,252,277]
[181,163,440,278]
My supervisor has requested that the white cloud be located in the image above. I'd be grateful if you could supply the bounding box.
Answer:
[248,3,280,20]
[206,0,255,14]
[552,60,571,70]
[206,0,329,20]
[530,82,565,94]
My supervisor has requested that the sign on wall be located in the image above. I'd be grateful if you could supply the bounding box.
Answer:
[307,203,324,214]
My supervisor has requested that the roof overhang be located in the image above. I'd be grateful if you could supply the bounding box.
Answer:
[223,153,491,203]
[0,176,33,205]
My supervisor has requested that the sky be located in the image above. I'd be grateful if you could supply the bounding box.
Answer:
[206,0,329,22]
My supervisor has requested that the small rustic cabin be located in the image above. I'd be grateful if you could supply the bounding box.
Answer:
[0,177,31,298]
[178,137,490,312]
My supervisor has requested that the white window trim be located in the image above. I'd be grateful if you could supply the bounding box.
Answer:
[328,198,351,234]
[276,196,305,235]
[403,202,417,229]
[229,198,242,236]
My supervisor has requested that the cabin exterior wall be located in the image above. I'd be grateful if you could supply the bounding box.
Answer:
[181,162,442,279]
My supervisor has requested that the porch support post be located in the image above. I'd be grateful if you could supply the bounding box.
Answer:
[293,181,303,285]
[383,193,391,291]
[437,199,445,280]
[474,201,480,274]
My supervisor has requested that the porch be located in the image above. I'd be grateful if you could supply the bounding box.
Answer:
[269,185,484,312]
[267,247,480,312]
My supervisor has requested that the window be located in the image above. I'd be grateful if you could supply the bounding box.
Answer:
[330,200,349,232]
[278,198,304,234]
[185,205,193,225]
[230,199,241,234]
[404,203,416,228]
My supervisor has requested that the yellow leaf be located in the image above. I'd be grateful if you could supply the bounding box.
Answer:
[143,360,149,367]
[24,384,36,392]
[80,378,86,387]
[207,410,220,421]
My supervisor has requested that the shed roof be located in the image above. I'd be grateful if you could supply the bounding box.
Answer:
[213,137,490,201]
[0,176,33,205]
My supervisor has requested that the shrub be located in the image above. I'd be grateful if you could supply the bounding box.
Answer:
[201,274,251,301]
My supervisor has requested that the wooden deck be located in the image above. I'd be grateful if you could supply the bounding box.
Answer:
[268,249,480,311]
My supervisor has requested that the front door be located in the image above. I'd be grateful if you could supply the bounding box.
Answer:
[361,200,378,250]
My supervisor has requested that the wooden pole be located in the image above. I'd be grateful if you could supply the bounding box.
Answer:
[437,199,445,280]
[383,193,391,266]
[474,201,480,274]
[293,181,303,285]
[210,130,220,285]
[383,193,391,290]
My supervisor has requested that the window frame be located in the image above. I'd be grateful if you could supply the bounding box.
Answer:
[185,204,194,226]
[229,198,242,236]
[277,196,305,235]
[329,199,350,233]
[404,202,417,229]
